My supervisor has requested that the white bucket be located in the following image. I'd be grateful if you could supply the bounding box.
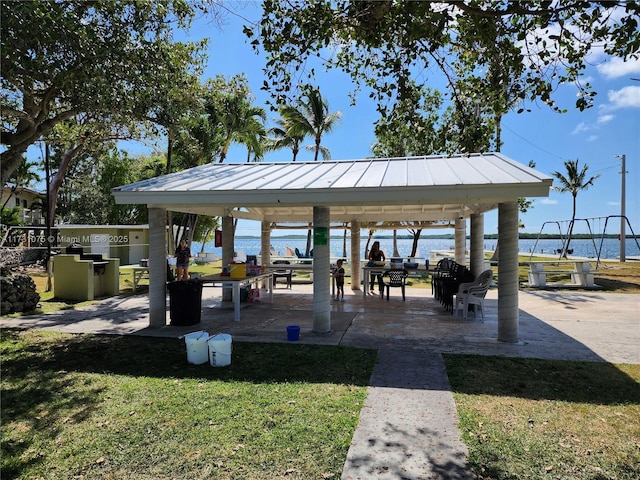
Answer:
[182,331,210,365]
[208,333,232,367]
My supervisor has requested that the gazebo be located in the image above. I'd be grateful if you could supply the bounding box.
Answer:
[112,153,552,343]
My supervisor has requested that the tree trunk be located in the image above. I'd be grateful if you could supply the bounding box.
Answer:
[342,224,347,257]
[364,229,374,259]
[187,214,198,246]
[45,143,53,292]
[48,143,84,224]
[200,226,213,253]
[305,224,312,256]
[166,129,175,256]
[563,195,578,258]
[392,230,399,257]
[410,229,422,257]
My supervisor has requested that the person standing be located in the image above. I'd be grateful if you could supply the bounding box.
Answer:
[368,241,386,295]
[333,259,345,301]
[175,239,191,281]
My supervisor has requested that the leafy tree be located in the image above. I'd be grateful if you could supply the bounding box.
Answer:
[1,0,208,185]
[279,87,342,161]
[372,84,445,157]
[42,114,143,224]
[54,149,150,225]
[551,159,600,257]
[248,1,639,117]
[97,151,148,224]
[0,206,21,229]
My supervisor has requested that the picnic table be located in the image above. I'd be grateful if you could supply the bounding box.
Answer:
[200,272,273,322]
[525,260,595,287]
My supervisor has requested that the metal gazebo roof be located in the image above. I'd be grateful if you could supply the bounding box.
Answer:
[112,153,552,222]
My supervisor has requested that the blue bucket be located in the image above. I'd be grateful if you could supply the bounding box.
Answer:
[286,325,301,342]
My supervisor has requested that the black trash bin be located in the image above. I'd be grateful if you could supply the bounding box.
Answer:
[168,280,203,326]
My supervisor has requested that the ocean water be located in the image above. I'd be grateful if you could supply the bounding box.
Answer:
[191,236,639,260]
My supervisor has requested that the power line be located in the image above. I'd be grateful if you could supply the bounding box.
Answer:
[502,123,570,161]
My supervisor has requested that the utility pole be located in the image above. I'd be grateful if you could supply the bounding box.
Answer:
[615,154,626,262]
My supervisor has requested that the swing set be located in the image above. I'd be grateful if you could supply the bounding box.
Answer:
[529,215,640,269]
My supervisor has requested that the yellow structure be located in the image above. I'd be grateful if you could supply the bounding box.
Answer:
[53,254,120,301]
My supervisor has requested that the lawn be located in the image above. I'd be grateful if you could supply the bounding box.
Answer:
[1,329,377,480]
[445,355,640,480]
[2,331,639,480]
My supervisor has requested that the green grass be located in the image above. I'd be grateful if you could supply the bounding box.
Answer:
[3,331,640,479]
[444,355,640,480]
[1,329,377,480]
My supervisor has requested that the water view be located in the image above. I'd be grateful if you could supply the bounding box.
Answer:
[191,236,639,260]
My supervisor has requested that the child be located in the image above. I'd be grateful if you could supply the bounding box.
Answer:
[333,259,345,301]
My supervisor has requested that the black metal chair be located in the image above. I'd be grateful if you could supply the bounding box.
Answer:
[382,269,409,300]
[440,263,474,312]
[432,258,454,300]
[272,260,292,289]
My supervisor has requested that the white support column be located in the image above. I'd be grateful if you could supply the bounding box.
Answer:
[470,213,485,277]
[222,215,234,302]
[260,221,271,289]
[454,218,466,265]
[350,221,361,291]
[148,207,167,327]
[260,221,271,266]
[498,202,519,343]
[313,206,331,333]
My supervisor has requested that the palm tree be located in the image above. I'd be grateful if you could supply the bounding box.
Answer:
[207,94,267,163]
[280,87,342,161]
[279,88,342,254]
[1,156,41,211]
[551,159,600,257]
[239,117,267,162]
[267,116,305,161]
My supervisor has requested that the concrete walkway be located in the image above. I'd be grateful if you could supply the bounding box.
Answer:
[341,349,475,480]
[2,286,639,479]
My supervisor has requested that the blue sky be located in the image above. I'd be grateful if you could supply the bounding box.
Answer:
[172,3,639,237]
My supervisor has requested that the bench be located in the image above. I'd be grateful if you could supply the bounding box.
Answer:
[526,261,595,288]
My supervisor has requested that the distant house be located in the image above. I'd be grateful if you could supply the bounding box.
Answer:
[1,186,45,226]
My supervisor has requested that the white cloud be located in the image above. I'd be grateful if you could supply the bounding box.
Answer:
[596,56,640,79]
[607,201,621,206]
[586,135,598,142]
[540,198,558,205]
[598,114,615,124]
[607,86,640,109]
[571,122,590,134]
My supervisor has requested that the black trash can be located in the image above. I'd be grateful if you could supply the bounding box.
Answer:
[168,280,203,326]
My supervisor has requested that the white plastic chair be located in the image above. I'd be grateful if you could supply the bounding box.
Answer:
[454,270,493,321]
